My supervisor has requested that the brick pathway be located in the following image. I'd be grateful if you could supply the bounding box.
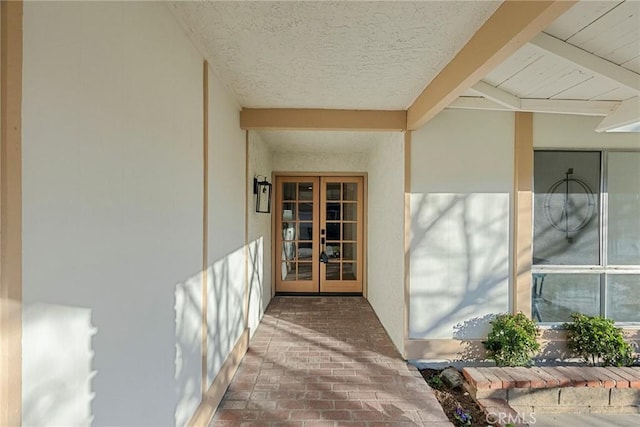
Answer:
[211,296,452,426]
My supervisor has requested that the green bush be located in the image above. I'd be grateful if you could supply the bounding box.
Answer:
[483,312,540,367]
[563,313,636,367]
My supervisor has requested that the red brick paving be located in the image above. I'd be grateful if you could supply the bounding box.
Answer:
[210,297,451,426]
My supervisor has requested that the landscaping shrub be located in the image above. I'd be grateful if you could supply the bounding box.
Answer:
[483,312,540,367]
[563,313,637,367]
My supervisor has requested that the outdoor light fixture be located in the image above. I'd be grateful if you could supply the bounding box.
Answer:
[254,175,272,213]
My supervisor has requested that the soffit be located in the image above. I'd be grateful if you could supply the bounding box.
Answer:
[480,1,639,102]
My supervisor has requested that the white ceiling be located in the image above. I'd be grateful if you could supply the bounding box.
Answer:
[169,0,501,110]
[169,0,640,144]
[482,0,639,101]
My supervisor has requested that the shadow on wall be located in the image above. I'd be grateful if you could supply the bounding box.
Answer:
[409,193,510,347]
[206,246,245,388]
[174,270,204,427]
[175,236,271,425]
[247,237,265,334]
[23,303,96,427]
[453,314,496,361]
[174,244,248,426]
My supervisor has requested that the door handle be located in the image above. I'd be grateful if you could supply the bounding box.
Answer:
[320,229,328,263]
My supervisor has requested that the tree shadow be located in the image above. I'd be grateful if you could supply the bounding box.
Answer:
[23,303,96,426]
[408,193,510,342]
[214,296,448,425]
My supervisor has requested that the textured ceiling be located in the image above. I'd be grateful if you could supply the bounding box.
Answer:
[169,1,501,110]
[258,130,392,154]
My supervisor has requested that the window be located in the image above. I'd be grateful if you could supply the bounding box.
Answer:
[532,150,640,324]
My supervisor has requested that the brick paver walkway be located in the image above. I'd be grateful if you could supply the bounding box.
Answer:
[211,296,451,426]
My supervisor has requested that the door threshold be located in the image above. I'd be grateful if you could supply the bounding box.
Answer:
[275,292,363,297]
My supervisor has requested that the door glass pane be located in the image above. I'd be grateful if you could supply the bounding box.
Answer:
[325,262,340,280]
[299,183,313,201]
[533,151,600,265]
[607,275,639,322]
[299,222,313,241]
[343,203,357,221]
[326,203,341,220]
[342,263,357,280]
[343,183,357,201]
[299,202,313,220]
[343,223,356,241]
[326,183,341,200]
[298,263,313,280]
[283,183,296,200]
[298,242,313,260]
[282,241,296,261]
[282,203,296,220]
[326,243,340,259]
[282,262,296,281]
[607,152,640,265]
[342,243,356,261]
[282,223,296,241]
[326,223,340,240]
[531,273,600,323]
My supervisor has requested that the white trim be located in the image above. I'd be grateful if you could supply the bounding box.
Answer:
[529,33,640,92]
[520,99,617,116]
[448,97,511,111]
[470,81,520,110]
[595,97,640,133]
[449,96,618,117]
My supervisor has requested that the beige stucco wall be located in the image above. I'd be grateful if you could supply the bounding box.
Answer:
[272,151,369,173]
[534,114,640,149]
[247,132,274,335]
[408,109,514,346]
[407,110,640,361]
[366,134,406,353]
[22,2,248,425]
[205,66,248,399]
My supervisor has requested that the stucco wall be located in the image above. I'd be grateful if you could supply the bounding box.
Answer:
[366,134,406,352]
[534,114,640,149]
[409,109,514,341]
[272,151,369,173]
[247,132,274,335]
[205,67,247,392]
[22,2,246,425]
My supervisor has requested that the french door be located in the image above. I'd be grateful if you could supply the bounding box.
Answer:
[275,176,364,293]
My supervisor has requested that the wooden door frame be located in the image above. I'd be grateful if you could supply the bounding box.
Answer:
[271,172,368,297]
[273,176,321,293]
[318,176,364,293]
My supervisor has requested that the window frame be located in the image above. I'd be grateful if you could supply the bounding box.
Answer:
[532,148,640,327]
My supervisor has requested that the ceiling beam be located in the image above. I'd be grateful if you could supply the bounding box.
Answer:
[595,97,640,132]
[469,81,521,110]
[520,99,618,116]
[448,97,513,111]
[239,108,407,131]
[449,96,618,116]
[530,32,640,92]
[406,0,577,130]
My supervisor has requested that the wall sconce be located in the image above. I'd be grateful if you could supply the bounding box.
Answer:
[253,175,272,213]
